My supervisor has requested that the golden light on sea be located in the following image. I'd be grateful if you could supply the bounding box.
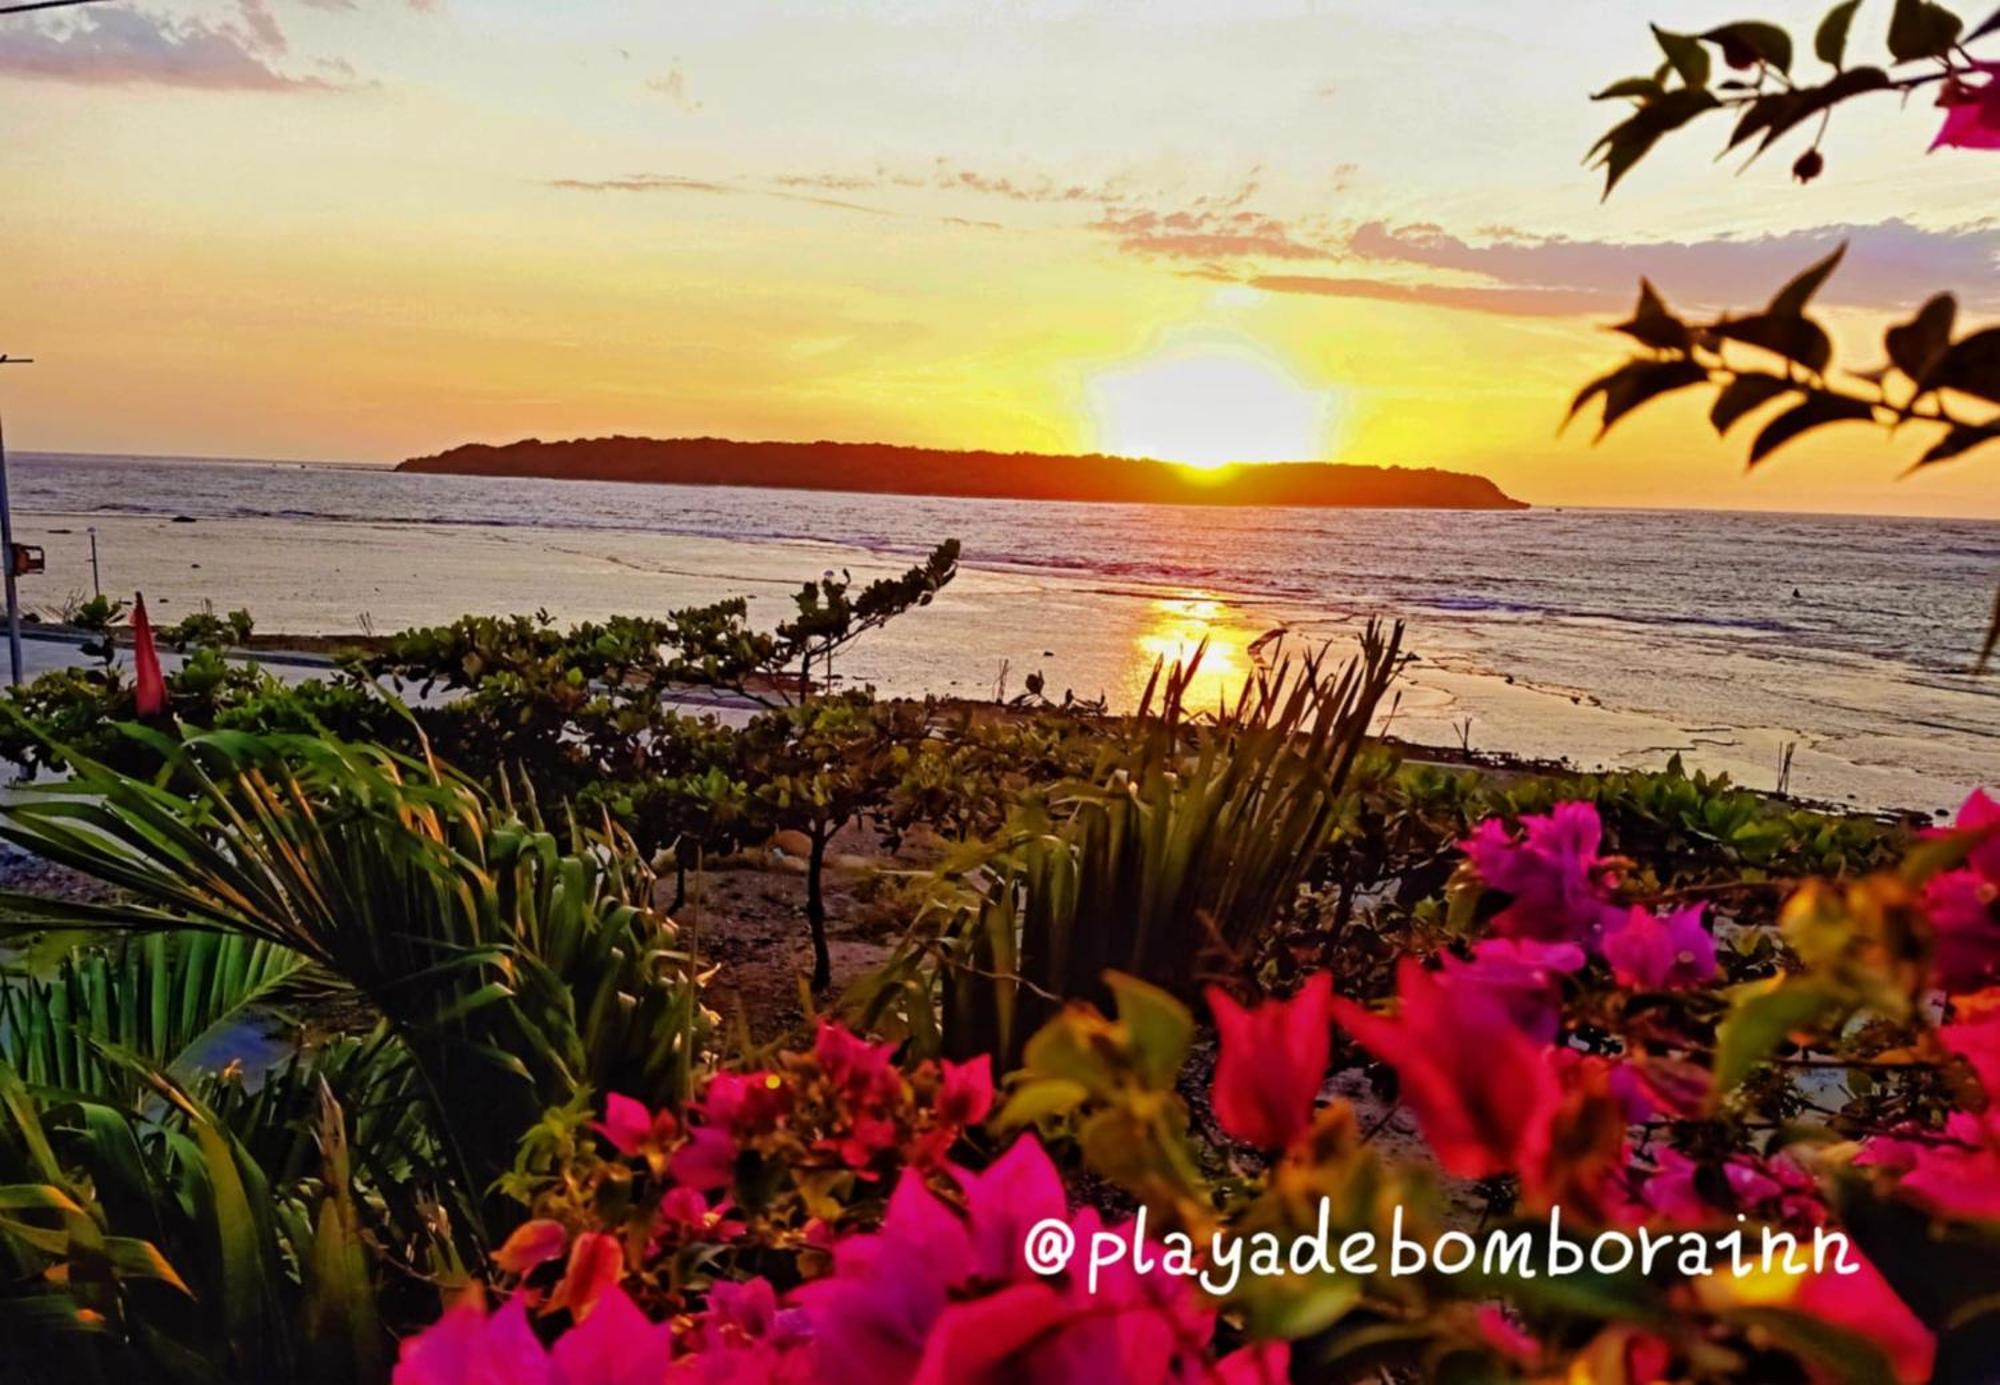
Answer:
[1135,594,1254,711]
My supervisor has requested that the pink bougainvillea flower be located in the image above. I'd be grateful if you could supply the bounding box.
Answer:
[815,1021,904,1109]
[1872,1111,2000,1220]
[550,1284,675,1385]
[934,1054,994,1128]
[1942,1001,2000,1098]
[1933,63,2000,151]
[702,1070,792,1138]
[1641,1148,1821,1225]
[1438,938,1584,1043]
[545,1231,624,1323]
[1600,903,1717,991]
[656,1186,746,1245]
[1459,801,1623,942]
[1921,790,2000,992]
[671,1277,814,1384]
[1205,972,1333,1150]
[1928,868,2000,993]
[1212,1341,1291,1385]
[1331,959,1562,1180]
[393,1291,550,1385]
[959,1132,1070,1282]
[494,1218,570,1277]
[670,1125,741,1192]
[1702,1248,1936,1385]
[796,1133,1215,1385]
[593,1092,680,1161]
[1474,1305,1539,1364]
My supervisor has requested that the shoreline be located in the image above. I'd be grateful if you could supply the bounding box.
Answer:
[7,498,1991,817]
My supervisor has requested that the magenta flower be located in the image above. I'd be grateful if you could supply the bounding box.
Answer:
[1460,801,1623,943]
[1932,63,2000,151]
[394,1293,549,1385]
[593,1092,678,1157]
[794,1134,1216,1385]
[934,1054,994,1128]
[1331,959,1562,1179]
[1438,938,1584,1042]
[393,1286,679,1385]
[1205,973,1333,1150]
[1600,903,1717,990]
[1924,790,2000,993]
[815,1021,904,1108]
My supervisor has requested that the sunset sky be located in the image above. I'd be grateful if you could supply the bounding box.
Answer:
[1,0,1995,515]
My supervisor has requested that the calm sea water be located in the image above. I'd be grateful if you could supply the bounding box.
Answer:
[11,452,1998,812]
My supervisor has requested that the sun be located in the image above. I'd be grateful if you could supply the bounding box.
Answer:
[1085,330,1335,470]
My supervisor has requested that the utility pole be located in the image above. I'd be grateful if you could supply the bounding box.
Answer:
[88,526,100,596]
[0,355,29,686]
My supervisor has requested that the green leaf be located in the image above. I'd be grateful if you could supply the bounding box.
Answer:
[1933,327,2000,405]
[1714,976,1841,1089]
[1704,21,1795,72]
[1816,0,1864,63]
[1888,0,1964,59]
[1885,293,1957,385]
[1711,374,1796,434]
[1653,25,1713,86]
[1749,394,1878,464]
[1105,971,1193,1090]
[1769,244,1847,317]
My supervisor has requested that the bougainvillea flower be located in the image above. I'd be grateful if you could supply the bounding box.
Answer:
[393,1292,549,1385]
[593,1092,679,1160]
[1932,63,2000,151]
[1926,867,2000,994]
[1871,1111,2000,1220]
[656,1187,746,1245]
[1701,1248,1935,1385]
[960,1132,1070,1282]
[130,593,168,718]
[1438,938,1584,1042]
[1459,801,1623,942]
[701,1070,792,1138]
[1641,1148,1822,1224]
[1212,1341,1292,1384]
[1600,903,1717,990]
[934,1054,994,1128]
[1205,973,1333,1150]
[549,1285,675,1385]
[1331,959,1563,1179]
[670,1125,740,1192]
[493,1218,570,1276]
[797,1134,1215,1385]
[815,1021,905,1109]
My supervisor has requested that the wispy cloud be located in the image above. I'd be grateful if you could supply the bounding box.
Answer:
[0,0,336,90]
[1334,218,2000,313]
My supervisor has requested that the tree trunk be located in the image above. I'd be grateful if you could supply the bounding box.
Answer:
[806,826,831,990]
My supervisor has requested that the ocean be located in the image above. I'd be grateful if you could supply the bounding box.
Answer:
[10,452,1997,815]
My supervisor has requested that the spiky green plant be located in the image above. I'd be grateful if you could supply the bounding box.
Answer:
[865,621,1406,1061]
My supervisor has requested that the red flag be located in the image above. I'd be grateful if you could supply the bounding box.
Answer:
[131,593,167,718]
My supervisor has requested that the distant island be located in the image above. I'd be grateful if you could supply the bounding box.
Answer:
[397,436,1527,509]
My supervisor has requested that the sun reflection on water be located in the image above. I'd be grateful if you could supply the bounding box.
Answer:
[1134,593,1255,712]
